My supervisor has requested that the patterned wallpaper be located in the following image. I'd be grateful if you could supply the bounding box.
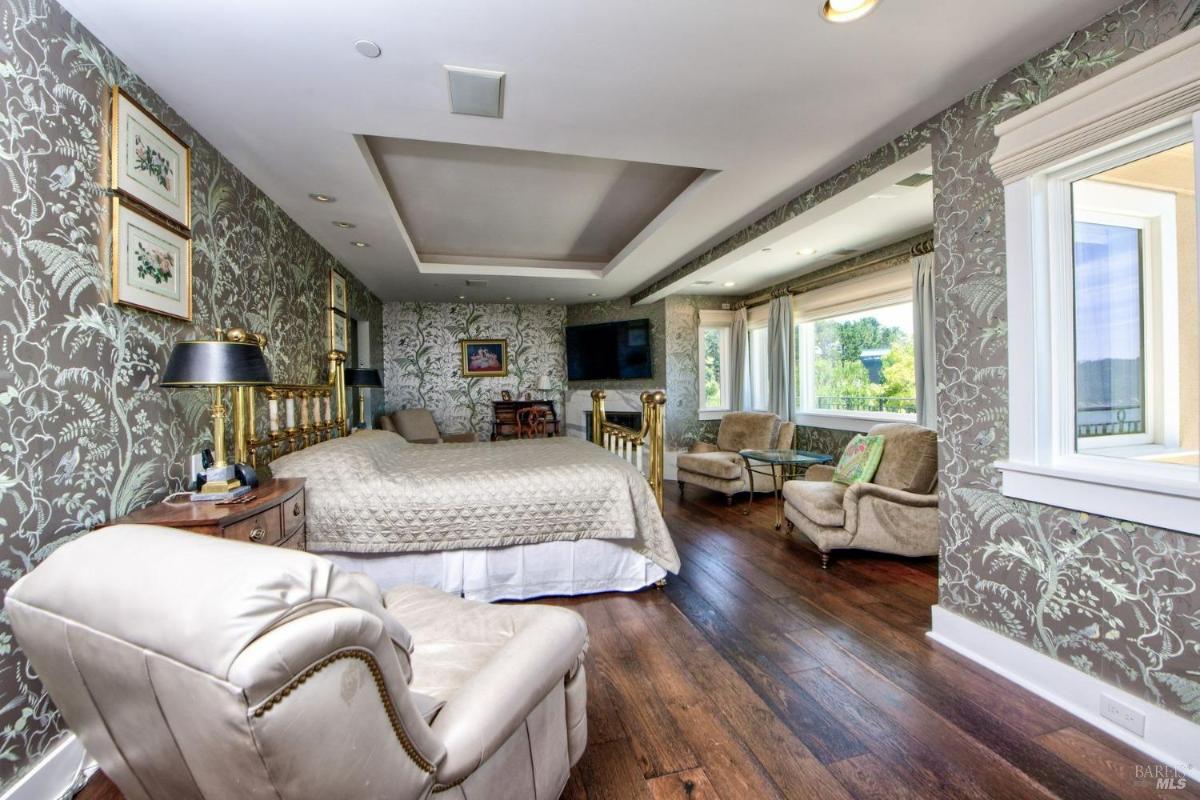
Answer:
[0,0,382,788]
[382,302,566,440]
[933,0,1200,723]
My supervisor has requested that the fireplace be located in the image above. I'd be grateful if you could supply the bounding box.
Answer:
[583,410,642,434]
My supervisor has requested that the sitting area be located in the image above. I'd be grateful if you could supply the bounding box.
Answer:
[6,525,589,800]
[379,408,478,443]
[677,412,796,504]
[782,422,939,569]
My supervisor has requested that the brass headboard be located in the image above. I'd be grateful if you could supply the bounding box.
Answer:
[226,328,349,469]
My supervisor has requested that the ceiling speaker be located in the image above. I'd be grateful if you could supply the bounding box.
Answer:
[446,66,505,118]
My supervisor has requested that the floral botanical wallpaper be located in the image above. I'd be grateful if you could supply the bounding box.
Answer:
[933,0,1200,723]
[382,303,566,440]
[0,0,382,788]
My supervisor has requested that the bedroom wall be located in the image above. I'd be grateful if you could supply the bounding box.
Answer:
[0,0,383,789]
[931,0,1200,725]
[382,302,566,440]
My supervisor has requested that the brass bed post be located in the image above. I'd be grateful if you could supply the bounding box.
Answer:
[641,391,666,510]
[329,351,348,436]
[590,390,606,445]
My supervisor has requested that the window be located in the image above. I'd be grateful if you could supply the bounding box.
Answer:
[993,31,1200,532]
[699,311,732,415]
[748,325,769,411]
[794,301,917,421]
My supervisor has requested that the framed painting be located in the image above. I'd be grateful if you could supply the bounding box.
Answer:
[329,309,348,354]
[111,87,190,229]
[329,270,348,313]
[112,197,192,320]
[461,339,508,377]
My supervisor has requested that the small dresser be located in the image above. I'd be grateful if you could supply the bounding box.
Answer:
[111,478,306,549]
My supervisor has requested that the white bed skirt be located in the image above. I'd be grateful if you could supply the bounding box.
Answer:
[319,538,667,602]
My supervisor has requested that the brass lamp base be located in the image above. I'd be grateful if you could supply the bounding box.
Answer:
[199,478,242,494]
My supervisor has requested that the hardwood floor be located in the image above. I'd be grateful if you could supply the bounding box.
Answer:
[79,481,1195,800]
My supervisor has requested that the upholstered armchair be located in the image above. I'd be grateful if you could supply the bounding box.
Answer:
[782,422,939,568]
[677,412,796,504]
[380,408,478,443]
[6,525,588,800]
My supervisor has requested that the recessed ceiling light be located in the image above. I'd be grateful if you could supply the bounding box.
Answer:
[589,293,599,297]
[458,295,466,300]
[332,221,356,229]
[868,193,898,200]
[821,0,879,24]
[505,296,512,301]
[723,281,736,288]
[354,39,382,59]
[309,193,335,203]
[798,247,819,256]
[350,241,369,248]
[548,297,556,301]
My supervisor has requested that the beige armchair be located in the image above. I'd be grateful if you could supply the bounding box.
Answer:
[677,412,796,504]
[6,525,588,800]
[380,408,478,443]
[783,422,939,569]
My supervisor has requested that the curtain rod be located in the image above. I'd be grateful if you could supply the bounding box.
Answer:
[735,235,933,311]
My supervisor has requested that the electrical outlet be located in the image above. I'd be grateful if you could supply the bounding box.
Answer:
[1100,694,1145,736]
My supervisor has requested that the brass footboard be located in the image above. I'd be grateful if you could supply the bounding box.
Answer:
[590,389,666,509]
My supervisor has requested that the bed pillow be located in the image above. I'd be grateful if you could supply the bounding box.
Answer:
[832,434,885,485]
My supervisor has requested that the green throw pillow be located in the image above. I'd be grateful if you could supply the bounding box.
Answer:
[832,434,885,485]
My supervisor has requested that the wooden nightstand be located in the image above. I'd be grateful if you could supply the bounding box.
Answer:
[111,478,306,549]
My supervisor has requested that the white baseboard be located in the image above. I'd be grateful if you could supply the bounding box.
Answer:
[1,734,93,800]
[929,605,1200,782]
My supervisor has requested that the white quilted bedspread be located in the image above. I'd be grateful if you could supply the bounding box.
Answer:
[269,431,680,573]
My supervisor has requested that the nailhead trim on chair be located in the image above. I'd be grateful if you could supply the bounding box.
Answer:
[252,648,437,774]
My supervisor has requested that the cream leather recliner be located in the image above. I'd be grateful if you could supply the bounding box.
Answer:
[5,525,588,800]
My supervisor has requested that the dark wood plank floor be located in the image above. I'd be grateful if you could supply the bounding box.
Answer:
[79,481,1195,800]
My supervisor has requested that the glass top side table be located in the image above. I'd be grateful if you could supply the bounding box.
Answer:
[738,449,835,530]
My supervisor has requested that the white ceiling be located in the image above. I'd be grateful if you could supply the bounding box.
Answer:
[656,147,934,299]
[61,0,1122,304]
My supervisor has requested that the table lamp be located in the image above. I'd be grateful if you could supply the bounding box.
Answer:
[344,368,383,429]
[161,331,272,497]
[536,375,554,400]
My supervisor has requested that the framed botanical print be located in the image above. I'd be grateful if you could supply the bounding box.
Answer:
[329,270,348,313]
[329,309,348,354]
[112,197,192,320]
[461,339,508,377]
[111,86,191,229]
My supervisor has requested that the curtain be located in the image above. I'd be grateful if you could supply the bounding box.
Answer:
[913,251,937,429]
[730,307,748,411]
[767,295,794,421]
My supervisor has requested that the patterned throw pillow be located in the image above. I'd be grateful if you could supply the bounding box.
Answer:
[832,434,885,485]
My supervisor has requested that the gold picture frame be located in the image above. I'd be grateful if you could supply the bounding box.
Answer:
[460,339,508,377]
[111,86,191,230]
[112,196,192,320]
[329,270,348,313]
[330,309,348,354]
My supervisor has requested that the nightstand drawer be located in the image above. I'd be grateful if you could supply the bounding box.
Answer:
[279,526,305,550]
[283,490,305,534]
[225,508,282,545]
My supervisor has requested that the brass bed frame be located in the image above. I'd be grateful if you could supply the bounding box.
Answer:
[590,390,667,509]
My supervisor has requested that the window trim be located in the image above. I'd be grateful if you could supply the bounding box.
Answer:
[996,53,1200,535]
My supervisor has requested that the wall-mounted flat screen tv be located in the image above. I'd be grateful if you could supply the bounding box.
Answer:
[566,319,652,381]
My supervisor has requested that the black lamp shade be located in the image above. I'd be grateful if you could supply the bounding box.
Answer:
[160,340,273,387]
[344,368,383,388]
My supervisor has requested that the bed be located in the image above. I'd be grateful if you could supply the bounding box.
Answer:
[269,430,679,600]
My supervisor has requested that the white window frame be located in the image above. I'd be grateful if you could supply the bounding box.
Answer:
[698,310,732,419]
[993,25,1200,534]
[793,295,919,431]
